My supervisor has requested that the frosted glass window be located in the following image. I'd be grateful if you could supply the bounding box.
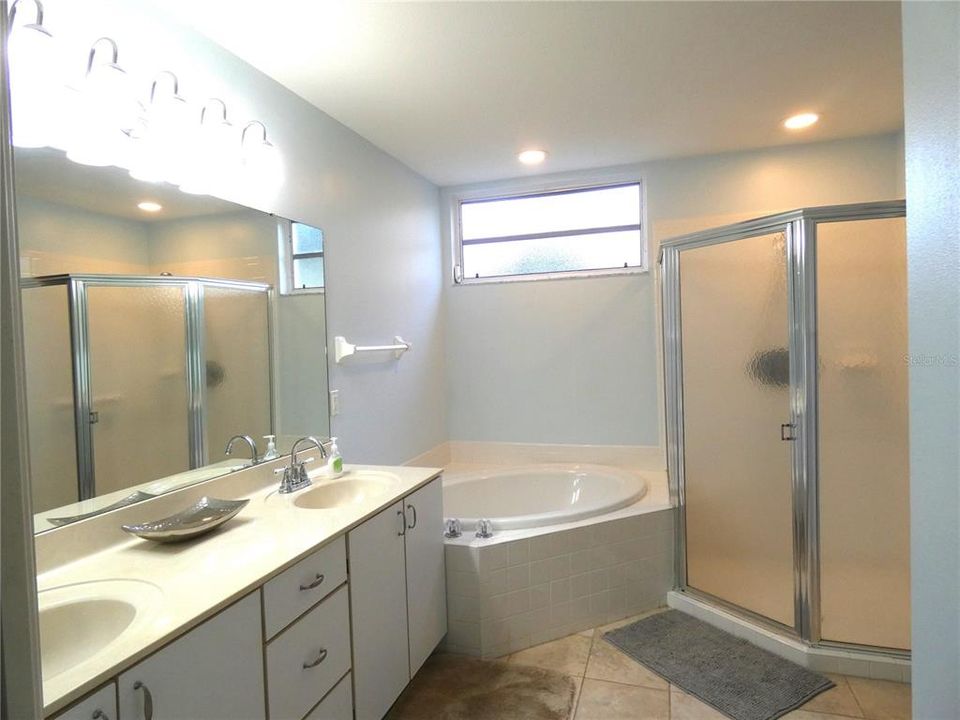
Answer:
[458,182,644,280]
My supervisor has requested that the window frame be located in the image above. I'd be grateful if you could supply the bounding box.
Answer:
[451,176,648,286]
[278,218,325,296]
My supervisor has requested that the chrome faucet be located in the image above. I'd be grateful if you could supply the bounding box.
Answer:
[224,434,259,464]
[276,436,329,494]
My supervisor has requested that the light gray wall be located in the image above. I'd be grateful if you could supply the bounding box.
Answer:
[39,0,446,464]
[902,3,960,716]
[443,134,904,448]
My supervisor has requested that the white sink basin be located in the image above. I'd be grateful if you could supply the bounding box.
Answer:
[292,471,400,510]
[38,579,162,680]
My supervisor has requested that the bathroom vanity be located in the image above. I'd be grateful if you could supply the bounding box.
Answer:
[38,459,446,720]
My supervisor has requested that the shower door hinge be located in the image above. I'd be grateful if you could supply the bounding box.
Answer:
[88,411,100,425]
[780,423,796,441]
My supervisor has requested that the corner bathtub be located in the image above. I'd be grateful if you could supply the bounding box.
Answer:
[442,463,647,532]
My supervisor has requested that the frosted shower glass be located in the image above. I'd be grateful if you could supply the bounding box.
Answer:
[203,287,272,461]
[680,232,795,627]
[86,285,190,495]
[22,285,79,513]
[817,217,910,649]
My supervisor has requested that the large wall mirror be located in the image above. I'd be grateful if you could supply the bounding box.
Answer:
[15,146,331,534]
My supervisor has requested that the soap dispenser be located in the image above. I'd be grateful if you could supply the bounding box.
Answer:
[326,437,343,477]
[262,435,279,461]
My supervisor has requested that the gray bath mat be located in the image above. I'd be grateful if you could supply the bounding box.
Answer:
[604,610,834,720]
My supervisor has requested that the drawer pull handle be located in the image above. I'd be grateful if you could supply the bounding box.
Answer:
[92,711,110,720]
[303,648,328,669]
[134,681,153,720]
[299,573,325,591]
[406,503,418,530]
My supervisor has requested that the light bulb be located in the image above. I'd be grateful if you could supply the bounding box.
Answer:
[783,112,819,130]
[7,11,59,148]
[66,38,139,168]
[179,101,235,196]
[518,149,548,165]
[240,122,284,197]
[129,84,193,185]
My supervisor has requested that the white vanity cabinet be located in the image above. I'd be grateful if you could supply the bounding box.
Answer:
[349,477,446,720]
[53,683,116,720]
[117,592,265,720]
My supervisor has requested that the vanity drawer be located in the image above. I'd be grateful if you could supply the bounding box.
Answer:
[53,683,116,720]
[304,672,353,719]
[263,535,347,638]
[266,584,352,720]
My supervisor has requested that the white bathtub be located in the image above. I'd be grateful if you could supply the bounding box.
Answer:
[442,463,647,531]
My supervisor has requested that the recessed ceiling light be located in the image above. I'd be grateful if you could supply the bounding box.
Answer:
[517,149,548,165]
[138,201,163,213]
[783,113,819,130]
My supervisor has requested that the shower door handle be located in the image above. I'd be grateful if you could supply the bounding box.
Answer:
[780,423,796,441]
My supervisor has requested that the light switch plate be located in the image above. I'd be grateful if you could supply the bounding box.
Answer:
[329,389,340,416]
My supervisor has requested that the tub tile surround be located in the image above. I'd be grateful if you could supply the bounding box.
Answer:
[445,510,674,658]
[421,439,674,658]
[33,458,442,715]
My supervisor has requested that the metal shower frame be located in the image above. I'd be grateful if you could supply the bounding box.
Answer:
[20,273,275,501]
[658,200,908,658]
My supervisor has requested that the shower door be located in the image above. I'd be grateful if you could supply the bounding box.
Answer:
[667,227,801,631]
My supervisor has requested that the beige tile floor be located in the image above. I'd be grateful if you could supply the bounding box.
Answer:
[501,611,911,720]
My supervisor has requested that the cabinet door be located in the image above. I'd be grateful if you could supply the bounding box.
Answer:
[348,501,409,720]
[403,478,447,675]
[53,683,116,720]
[117,592,265,720]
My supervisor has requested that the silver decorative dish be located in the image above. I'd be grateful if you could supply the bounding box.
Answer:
[49,491,157,526]
[121,496,249,543]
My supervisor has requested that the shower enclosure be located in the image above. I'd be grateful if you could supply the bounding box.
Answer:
[660,200,909,658]
[21,274,273,513]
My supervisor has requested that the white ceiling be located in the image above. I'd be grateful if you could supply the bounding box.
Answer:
[147,1,903,187]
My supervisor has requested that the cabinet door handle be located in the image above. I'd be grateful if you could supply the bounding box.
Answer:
[303,648,328,669]
[406,503,417,530]
[397,508,406,536]
[92,711,110,720]
[133,681,153,720]
[299,573,325,591]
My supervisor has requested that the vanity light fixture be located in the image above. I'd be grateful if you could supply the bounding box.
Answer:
[179,99,235,196]
[240,121,283,194]
[783,112,819,130]
[129,71,193,185]
[65,37,139,167]
[7,0,60,149]
[517,149,548,165]
[137,201,163,213]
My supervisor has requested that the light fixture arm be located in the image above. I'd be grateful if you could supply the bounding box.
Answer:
[86,36,120,75]
[241,120,269,146]
[199,98,228,125]
[148,70,181,104]
[8,0,45,27]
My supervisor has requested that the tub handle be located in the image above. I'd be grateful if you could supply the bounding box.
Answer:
[406,503,418,530]
[397,508,406,536]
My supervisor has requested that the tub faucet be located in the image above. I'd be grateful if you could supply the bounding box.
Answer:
[276,436,328,494]
[224,434,259,464]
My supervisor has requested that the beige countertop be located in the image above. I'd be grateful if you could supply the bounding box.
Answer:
[37,461,442,717]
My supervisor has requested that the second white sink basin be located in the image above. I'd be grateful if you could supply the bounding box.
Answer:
[38,579,162,681]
